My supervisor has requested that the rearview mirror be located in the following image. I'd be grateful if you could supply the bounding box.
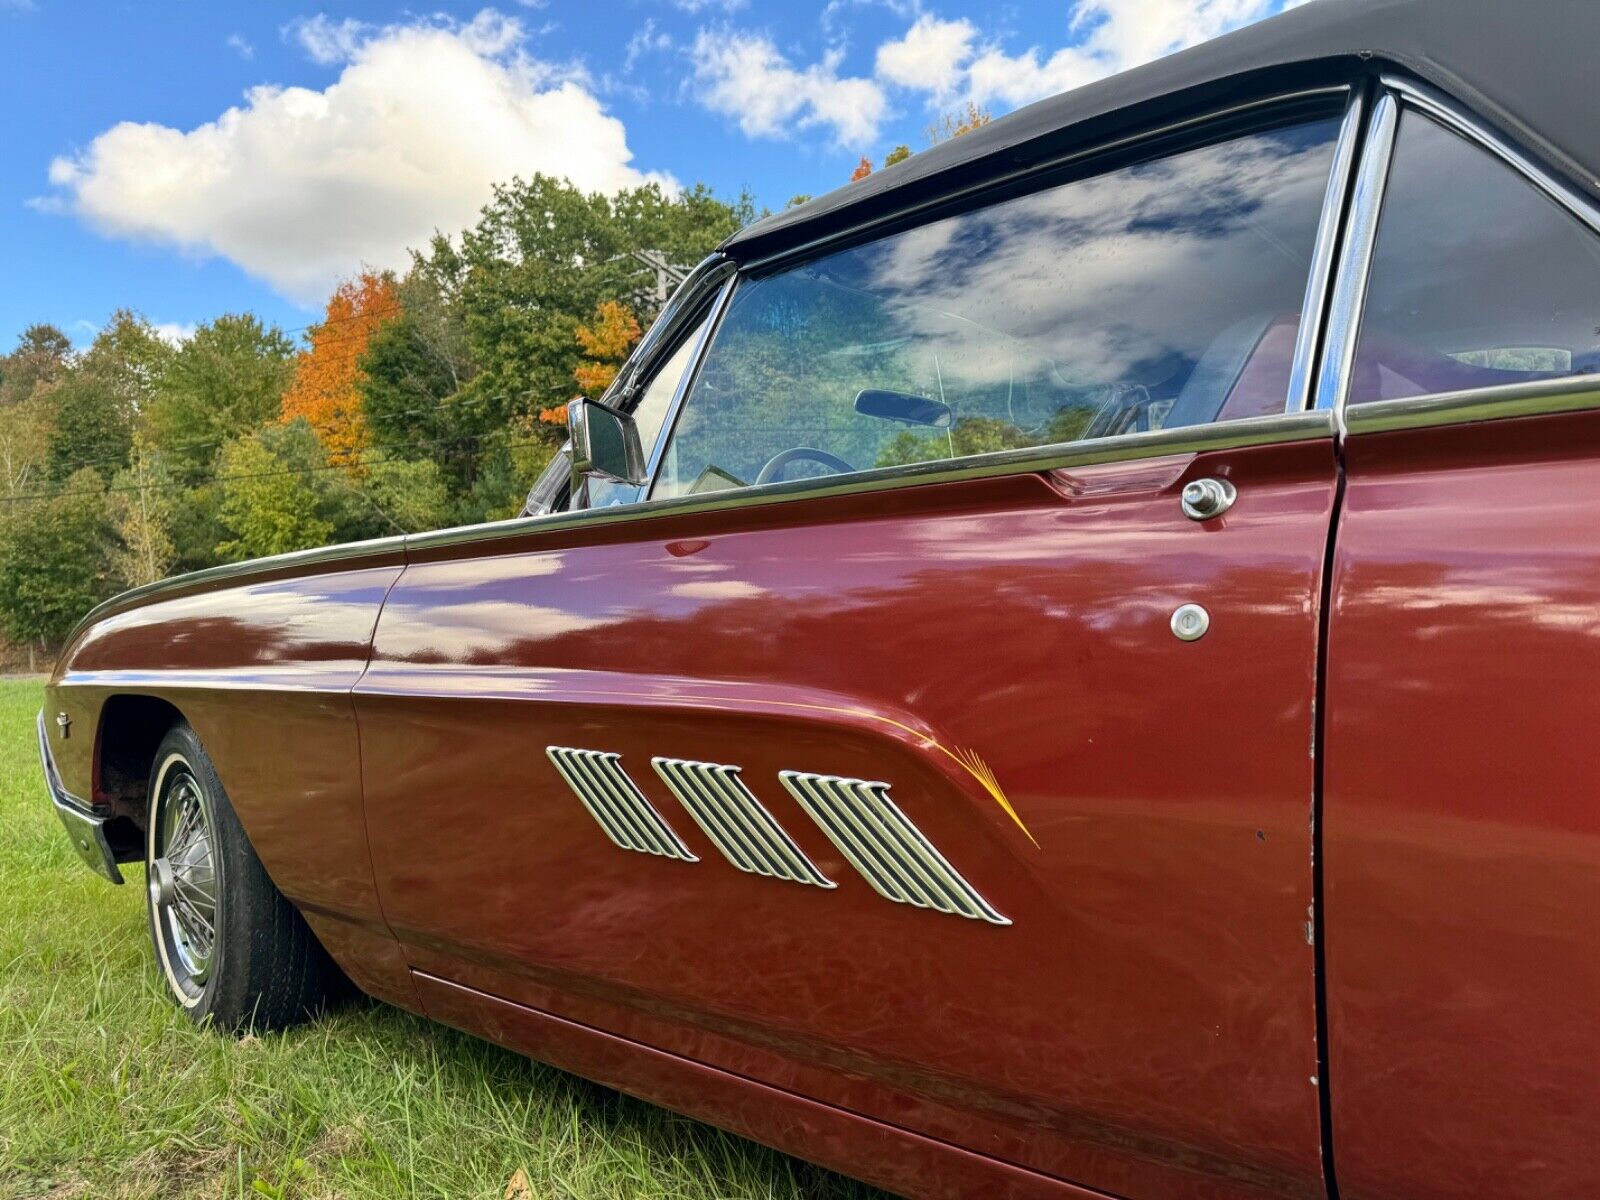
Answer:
[854,388,952,428]
[568,397,646,503]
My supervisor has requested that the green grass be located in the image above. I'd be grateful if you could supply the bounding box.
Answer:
[0,680,890,1200]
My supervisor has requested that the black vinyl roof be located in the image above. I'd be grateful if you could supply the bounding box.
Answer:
[722,0,1600,262]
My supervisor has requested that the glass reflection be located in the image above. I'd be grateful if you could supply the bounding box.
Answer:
[656,115,1341,498]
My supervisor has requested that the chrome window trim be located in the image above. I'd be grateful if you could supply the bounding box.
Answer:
[1314,91,1397,425]
[642,272,739,489]
[1285,86,1368,415]
[1325,77,1600,437]
[406,409,1333,552]
[1343,374,1600,437]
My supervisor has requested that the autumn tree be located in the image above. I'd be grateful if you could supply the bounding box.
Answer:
[282,271,399,464]
[850,155,874,182]
[928,101,993,144]
[569,300,642,407]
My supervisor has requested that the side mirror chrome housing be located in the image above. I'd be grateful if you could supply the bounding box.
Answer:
[568,397,647,503]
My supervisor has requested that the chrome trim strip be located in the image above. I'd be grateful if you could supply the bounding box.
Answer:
[545,747,697,862]
[739,86,1352,275]
[409,408,1333,553]
[38,710,123,884]
[1381,74,1600,241]
[1285,86,1367,415]
[64,532,407,650]
[1344,375,1600,436]
[1315,91,1397,423]
[642,273,739,487]
[779,770,1010,925]
[653,757,834,887]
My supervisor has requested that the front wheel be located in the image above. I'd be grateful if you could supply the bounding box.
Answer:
[145,724,345,1031]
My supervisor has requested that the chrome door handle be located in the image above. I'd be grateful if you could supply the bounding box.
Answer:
[1181,477,1236,521]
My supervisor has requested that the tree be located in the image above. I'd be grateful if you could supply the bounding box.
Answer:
[147,314,296,484]
[884,144,913,167]
[80,310,176,413]
[850,155,874,182]
[571,300,642,402]
[928,102,993,144]
[47,369,132,482]
[0,468,117,645]
[785,194,813,209]
[281,271,399,464]
[107,436,177,586]
[215,422,334,560]
[0,324,72,409]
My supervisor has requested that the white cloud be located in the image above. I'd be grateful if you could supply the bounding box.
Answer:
[625,19,673,71]
[286,14,371,66]
[671,0,748,13]
[957,0,1288,109]
[152,322,198,347]
[225,33,254,60]
[691,29,886,147]
[42,10,668,305]
[874,15,976,97]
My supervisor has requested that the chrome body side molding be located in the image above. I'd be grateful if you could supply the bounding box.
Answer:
[545,747,697,862]
[779,771,1010,926]
[652,758,834,887]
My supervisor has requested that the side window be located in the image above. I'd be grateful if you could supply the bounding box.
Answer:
[653,114,1343,499]
[1350,111,1600,405]
[583,310,708,508]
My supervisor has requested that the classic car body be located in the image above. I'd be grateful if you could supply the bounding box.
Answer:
[39,2,1600,1197]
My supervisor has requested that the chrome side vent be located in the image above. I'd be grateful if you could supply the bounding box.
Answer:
[545,747,696,862]
[652,758,834,888]
[779,771,1010,925]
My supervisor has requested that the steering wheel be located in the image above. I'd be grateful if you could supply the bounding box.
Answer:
[755,446,856,485]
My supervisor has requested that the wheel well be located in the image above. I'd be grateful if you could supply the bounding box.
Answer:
[95,694,186,839]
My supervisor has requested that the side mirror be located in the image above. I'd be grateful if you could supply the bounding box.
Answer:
[854,388,952,428]
[567,397,646,503]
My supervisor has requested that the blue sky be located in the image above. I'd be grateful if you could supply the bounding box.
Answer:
[1,0,1297,349]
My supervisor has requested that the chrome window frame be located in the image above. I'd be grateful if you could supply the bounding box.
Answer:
[1323,75,1600,435]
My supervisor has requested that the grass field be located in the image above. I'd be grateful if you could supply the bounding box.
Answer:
[0,679,890,1200]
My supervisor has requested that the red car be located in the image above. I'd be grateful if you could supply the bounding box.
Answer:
[40,1,1600,1196]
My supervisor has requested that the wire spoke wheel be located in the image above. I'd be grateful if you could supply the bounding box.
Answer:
[148,759,220,1005]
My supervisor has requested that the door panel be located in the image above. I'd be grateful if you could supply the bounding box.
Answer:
[358,439,1336,1200]
[1324,409,1600,1199]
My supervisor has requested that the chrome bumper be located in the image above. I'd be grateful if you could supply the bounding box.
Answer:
[38,710,124,884]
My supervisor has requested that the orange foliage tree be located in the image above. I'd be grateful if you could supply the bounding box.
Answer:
[281,271,400,463]
[542,299,643,424]
[850,155,874,182]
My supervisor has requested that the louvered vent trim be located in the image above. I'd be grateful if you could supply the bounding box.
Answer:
[652,757,834,887]
[779,771,1010,925]
[545,747,696,861]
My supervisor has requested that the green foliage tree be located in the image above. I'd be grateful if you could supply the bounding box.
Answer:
[147,314,295,483]
[107,436,177,586]
[884,144,913,167]
[0,324,73,408]
[47,369,132,482]
[215,422,334,560]
[0,468,117,644]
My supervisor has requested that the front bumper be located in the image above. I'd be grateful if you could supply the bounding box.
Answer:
[38,710,124,884]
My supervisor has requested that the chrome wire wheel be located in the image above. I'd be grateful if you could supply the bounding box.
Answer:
[148,755,219,1006]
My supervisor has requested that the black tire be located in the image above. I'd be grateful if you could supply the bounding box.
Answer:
[144,723,344,1032]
